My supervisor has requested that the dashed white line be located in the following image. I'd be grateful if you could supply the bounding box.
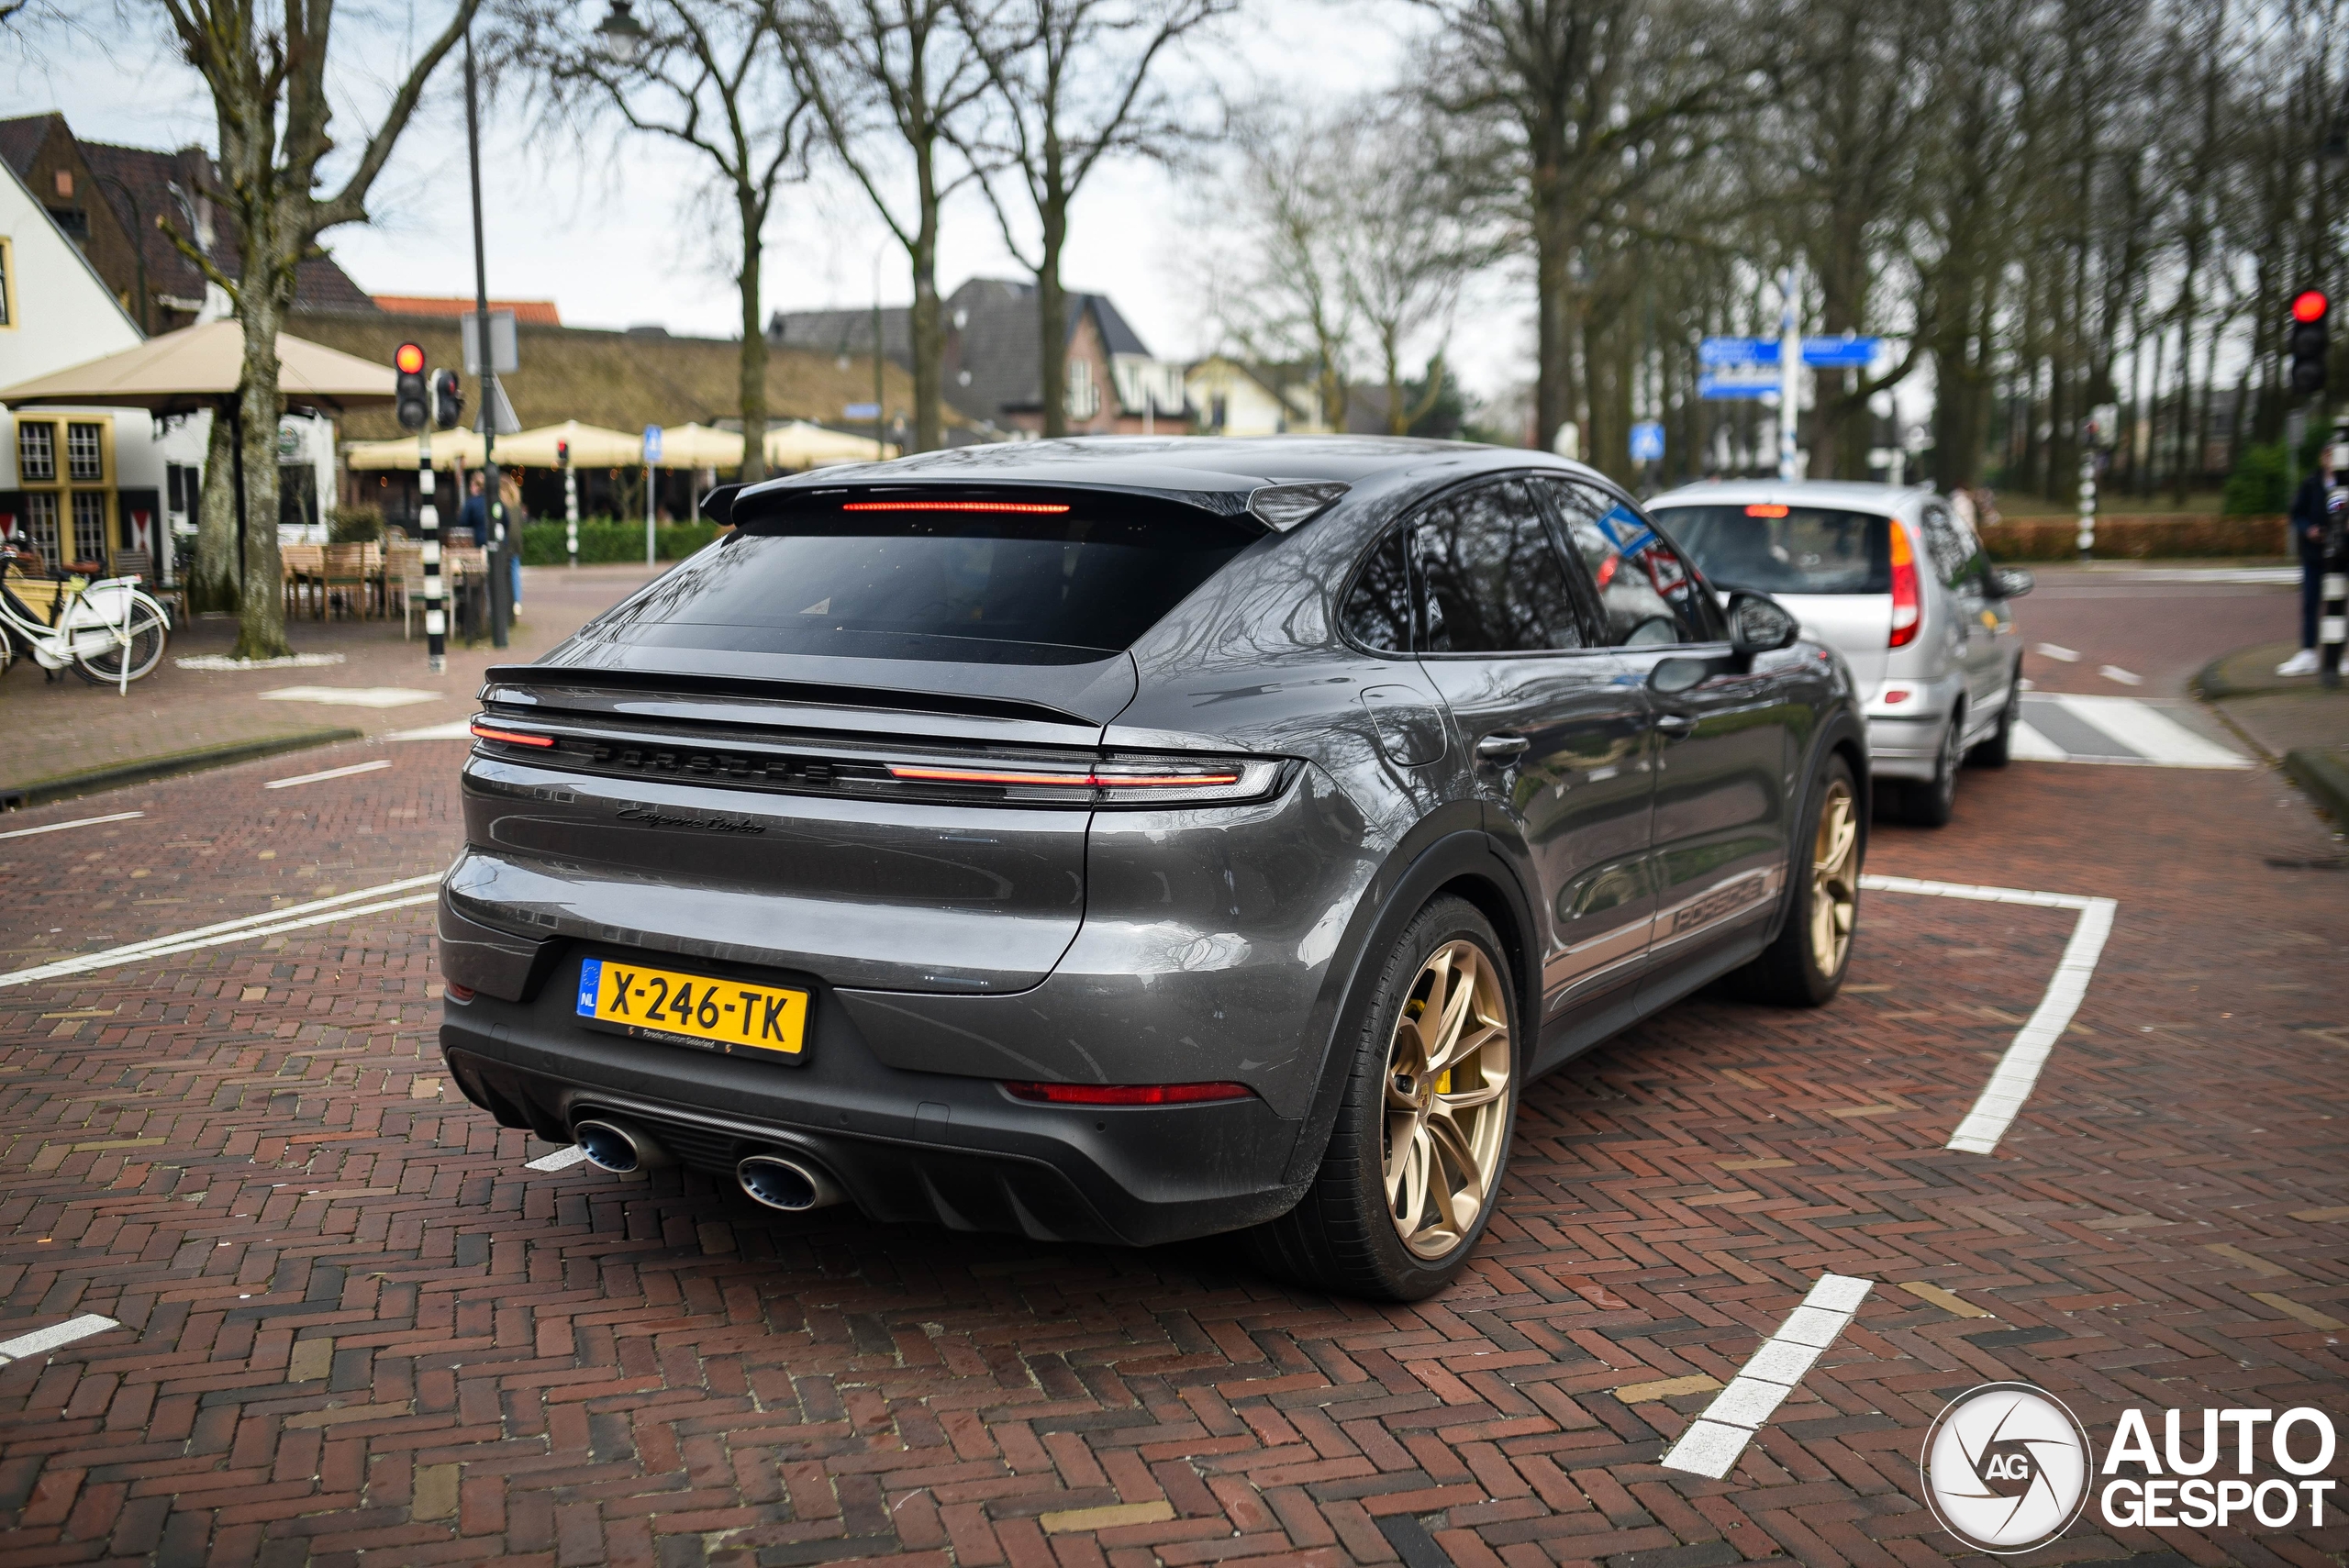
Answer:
[1860,874,2116,1154]
[526,1145,591,1172]
[0,1314,119,1364]
[264,759,394,790]
[1663,1274,1873,1478]
[0,811,144,840]
[386,719,474,741]
[2098,663,2143,686]
[0,873,444,988]
[2034,643,2080,662]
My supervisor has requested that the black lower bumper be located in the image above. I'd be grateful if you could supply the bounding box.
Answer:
[438,948,1312,1249]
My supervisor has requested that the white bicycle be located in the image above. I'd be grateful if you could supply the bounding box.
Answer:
[0,545,171,690]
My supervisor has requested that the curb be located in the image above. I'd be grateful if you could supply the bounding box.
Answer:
[0,728,366,810]
[2283,747,2349,827]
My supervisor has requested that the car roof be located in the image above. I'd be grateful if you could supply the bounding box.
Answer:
[1647,478,1932,516]
[742,434,1588,505]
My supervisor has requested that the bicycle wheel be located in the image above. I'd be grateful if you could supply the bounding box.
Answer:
[71,603,168,685]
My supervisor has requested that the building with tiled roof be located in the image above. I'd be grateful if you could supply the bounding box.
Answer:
[372,295,562,326]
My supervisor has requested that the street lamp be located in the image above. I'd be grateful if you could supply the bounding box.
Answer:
[596,0,651,62]
[89,174,150,333]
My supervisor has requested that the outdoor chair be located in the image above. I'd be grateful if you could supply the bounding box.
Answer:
[386,543,426,639]
[281,544,324,618]
[319,543,370,619]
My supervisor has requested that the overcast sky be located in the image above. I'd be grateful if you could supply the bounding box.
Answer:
[7,0,1534,397]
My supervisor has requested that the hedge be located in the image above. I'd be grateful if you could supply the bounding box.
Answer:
[518,518,720,566]
[1978,514,2287,561]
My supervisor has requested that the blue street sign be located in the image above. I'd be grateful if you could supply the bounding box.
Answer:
[1700,336,1779,367]
[1801,335,1881,368]
[1630,421,1666,462]
[1698,374,1781,402]
[844,402,881,420]
[642,424,663,464]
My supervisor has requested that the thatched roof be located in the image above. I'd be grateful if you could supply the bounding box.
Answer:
[295,308,930,444]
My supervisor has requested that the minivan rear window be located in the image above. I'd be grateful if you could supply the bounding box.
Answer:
[595,493,1259,664]
[1656,504,1890,595]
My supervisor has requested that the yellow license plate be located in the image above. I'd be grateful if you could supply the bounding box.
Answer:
[574,956,807,1059]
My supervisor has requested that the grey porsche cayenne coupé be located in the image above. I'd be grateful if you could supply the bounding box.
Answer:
[438,437,1867,1299]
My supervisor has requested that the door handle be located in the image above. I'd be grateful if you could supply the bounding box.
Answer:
[1475,732,1531,762]
[1654,713,1697,735]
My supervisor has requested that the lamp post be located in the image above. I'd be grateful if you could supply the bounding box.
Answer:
[462,23,510,649]
[89,174,150,333]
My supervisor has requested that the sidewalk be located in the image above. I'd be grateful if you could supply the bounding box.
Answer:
[0,563,657,805]
[2197,639,2349,826]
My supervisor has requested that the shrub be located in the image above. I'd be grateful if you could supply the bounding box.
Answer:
[2223,444,2290,516]
[328,503,384,543]
[519,517,721,565]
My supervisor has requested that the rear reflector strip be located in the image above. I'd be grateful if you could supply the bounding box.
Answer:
[471,721,554,747]
[886,763,1243,789]
[1003,1080,1252,1106]
[841,500,1071,514]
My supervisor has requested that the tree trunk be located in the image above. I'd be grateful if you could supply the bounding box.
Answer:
[1532,173,1571,451]
[191,406,239,613]
[1038,195,1067,439]
[233,295,290,661]
[739,190,769,485]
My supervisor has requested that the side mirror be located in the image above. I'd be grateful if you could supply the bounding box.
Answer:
[1989,565,2033,600]
[1727,591,1801,655]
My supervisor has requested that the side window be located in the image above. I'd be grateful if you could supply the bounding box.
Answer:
[1536,478,1717,647]
[1920,505,1977,588]
[1339,528,1413,653]
[1411,480,1587,653]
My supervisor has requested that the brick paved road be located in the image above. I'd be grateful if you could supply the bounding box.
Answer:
[2,589,2344,1566]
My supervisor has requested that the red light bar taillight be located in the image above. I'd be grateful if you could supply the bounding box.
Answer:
[883,756,1280,806]
[841,500,1070,514]
[1744,503,1790,517]
[1003,1080,1252,1106]
[471,720,554,747]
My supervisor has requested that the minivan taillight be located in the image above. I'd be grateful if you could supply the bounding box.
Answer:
[1888,523,1920,648]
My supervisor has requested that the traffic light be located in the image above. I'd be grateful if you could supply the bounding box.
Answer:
[394,341,428,431]
[2289,290,2329,395]
[556,439,570,466]
[433,368,462,430]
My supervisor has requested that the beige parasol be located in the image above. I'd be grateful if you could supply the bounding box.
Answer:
[491,420,645,469]
[766,418,896,470]
[343,428,494,470]
[0,319,397,414]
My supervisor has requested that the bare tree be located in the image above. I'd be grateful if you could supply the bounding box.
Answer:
[790,0,991,452]
[1340,99,1471,435]
[952,0,1227,436]
[1208,104,1357,430]
[499,0,809,482]
[159,0,483,659]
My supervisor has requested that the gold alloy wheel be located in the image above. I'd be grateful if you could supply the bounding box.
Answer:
[1382,940,1512,1259]
[1809,777,1860,976]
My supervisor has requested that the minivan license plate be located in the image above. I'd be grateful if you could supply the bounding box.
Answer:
[575,956,807,1060]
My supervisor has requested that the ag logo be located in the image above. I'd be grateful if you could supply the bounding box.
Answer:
[1921,1383,2094,1553]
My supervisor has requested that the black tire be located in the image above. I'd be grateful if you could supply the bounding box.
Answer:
[1968,665,2021,768]
[1895,709,1962,827]
[1244,895,1520,1302]
[70,607,168,686]
[1722,751,1862,1006]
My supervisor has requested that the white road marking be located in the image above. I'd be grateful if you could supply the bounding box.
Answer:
[2033,642,2080,662]
[175,652,345,671]
[260,685,441,708]
[0,873,444,988]
[2007,719,2068,762]
[2012,694,2253,769]
[1662,1274,1873,1478]
[1860,874,2116,1154]
[0,811,144,840]
[0,1314,119,1364]
[526,1145,591,1172]
[386,719,474,741]
[264,759,394,790]
[2098,664,2144,686]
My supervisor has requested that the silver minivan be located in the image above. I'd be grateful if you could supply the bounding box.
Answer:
[1647,481,2031,825]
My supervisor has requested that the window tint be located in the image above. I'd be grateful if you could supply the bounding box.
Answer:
[596,495,1255,665]
[1535,478,1717,647]
[1656,504,1889,595]
[1341,528,1413,652]
[1411,480,1586,653]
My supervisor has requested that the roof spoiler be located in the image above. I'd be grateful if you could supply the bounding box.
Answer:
[699,483,744,528]
[1247,482,1349,532]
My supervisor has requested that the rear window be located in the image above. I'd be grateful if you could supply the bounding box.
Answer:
[595,491,1259,664]
[1656,504,1890,595]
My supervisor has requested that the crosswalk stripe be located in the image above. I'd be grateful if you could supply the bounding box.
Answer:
[2012,694,2251,769]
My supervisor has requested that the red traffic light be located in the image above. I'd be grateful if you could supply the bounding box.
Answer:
[556,439,570,464]
[394,341,426,375]
[2293,290,2329,324]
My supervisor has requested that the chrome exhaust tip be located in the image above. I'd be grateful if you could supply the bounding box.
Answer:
[736,1152,843,1212]
[572,1117,672,1173]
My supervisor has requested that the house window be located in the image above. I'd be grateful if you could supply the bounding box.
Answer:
[1209,393,1228,432]
[47,206,89,248]
[23,494,59,564]
[13,415,111,571]
[18,420,55,481]
[1066,358,1099,421]
[72,492,106,562]
[67,423,104,481]
[0,237,14,328]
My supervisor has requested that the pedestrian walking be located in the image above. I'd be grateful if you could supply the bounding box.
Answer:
[2277,446,2343,677]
